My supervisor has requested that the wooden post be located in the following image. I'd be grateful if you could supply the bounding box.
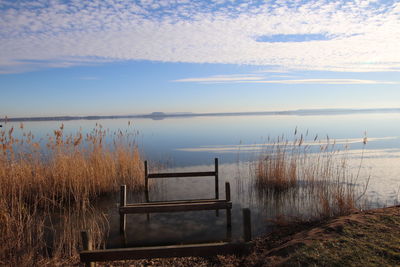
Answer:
[243,208,251,242]
[214,158,219,199]
[81,231,95,267]
[215,158,219,217]
[225,182,231,229]
[144,161,150,221]
[119,230,127,248]
[225,182,231,202]
[120,185,127,233]
[144,161,149,202]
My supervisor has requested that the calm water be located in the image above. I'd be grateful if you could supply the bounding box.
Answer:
[4,113,400,247]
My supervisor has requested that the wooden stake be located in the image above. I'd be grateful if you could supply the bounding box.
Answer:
[144,161,149,202]
[225,182,231,202]
[243,208,251,242]
[214,158,219,199]
[120,185,127,233]
[81,231,95,267]
[225,182,232,229]
[144,161,150,221]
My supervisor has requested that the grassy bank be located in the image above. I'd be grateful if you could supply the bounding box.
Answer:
[239,205,400,266]
[80,206,400,266]
[0,123,145,266]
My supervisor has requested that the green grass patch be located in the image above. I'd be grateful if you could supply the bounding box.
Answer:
[285,212,400,266]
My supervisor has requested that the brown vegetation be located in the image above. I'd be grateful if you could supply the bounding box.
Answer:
[0,123,144,266]
[255,132,367,218]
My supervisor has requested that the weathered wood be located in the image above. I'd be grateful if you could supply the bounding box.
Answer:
[81,231,95,267]
[226,208,232,229]
[144,160,148,178]
[243,208,252,242]
[215,158,219,199]
[225,182,231,228]
[120,185,127,233]
[144,161,150,220]
[132,198,228,205]
[120,201,232,214]
[226,222,232,242]
[225,182,231,202]
[80,242,247,262]
[147,171,216,178]
[144,161,149,201]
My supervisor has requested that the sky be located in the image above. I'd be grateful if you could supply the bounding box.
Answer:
[0,0,399,117]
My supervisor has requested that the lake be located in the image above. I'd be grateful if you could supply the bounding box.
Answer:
[4,112,400,247]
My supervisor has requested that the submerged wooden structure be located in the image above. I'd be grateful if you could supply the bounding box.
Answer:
[80,158,252,266]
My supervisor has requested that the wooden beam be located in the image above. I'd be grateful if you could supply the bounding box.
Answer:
[120,201,232,214]
[225,182,232,228]
[131,199,227,206]
[81,231,95,267]
[144,160,148,178]
[80,242,247,262]
[147,171,216,178]
[215,158,219,199]
[225,182,230,202]
[243,208,252,242]
[120,185,126,233]
[144,161,149,202]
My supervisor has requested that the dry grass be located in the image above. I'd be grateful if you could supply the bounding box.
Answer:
[255,132,368,218]
[0,122,144,265]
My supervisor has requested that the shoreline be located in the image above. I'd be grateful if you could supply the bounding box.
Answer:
[96,205,400,266]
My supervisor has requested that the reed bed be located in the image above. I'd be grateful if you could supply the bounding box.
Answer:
[255,132,368,219]
[0,122,144,265]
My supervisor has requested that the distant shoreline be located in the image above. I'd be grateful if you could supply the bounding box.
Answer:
[2,108,400,122]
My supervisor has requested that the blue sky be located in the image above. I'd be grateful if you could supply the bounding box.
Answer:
[0,0,399,117]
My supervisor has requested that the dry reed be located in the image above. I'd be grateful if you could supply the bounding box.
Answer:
[0,122,144,265]
[255,132,367,219]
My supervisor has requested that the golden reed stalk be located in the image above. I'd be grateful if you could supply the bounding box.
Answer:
[0,123,144,265]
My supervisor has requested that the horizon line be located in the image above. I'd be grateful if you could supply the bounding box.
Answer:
[2,107,400,123]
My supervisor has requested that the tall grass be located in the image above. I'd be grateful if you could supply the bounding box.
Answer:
[0,122,144,265]
[255,132,368,219]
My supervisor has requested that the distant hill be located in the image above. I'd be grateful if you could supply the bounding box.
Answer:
[1,108,400,122]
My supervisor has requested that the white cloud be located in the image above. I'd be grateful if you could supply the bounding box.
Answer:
[249,79,397,85]
[172,76,396,85]
[172,74,264,83]
[0,0,399,73]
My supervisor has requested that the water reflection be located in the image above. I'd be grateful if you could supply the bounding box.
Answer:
[2,114,400,248]
[98,147,400,249]
[3,113,400,166]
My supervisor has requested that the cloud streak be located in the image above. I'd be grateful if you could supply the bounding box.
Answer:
[0,0,399,73]
[172,74,265,83]
[173,76,397,85]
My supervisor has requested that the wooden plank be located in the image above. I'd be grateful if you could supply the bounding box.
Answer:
[129,198,225,206]
[120,201,232,214]
[120,185,127,233]
[80,242,247,262]
[147,171,216,178]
